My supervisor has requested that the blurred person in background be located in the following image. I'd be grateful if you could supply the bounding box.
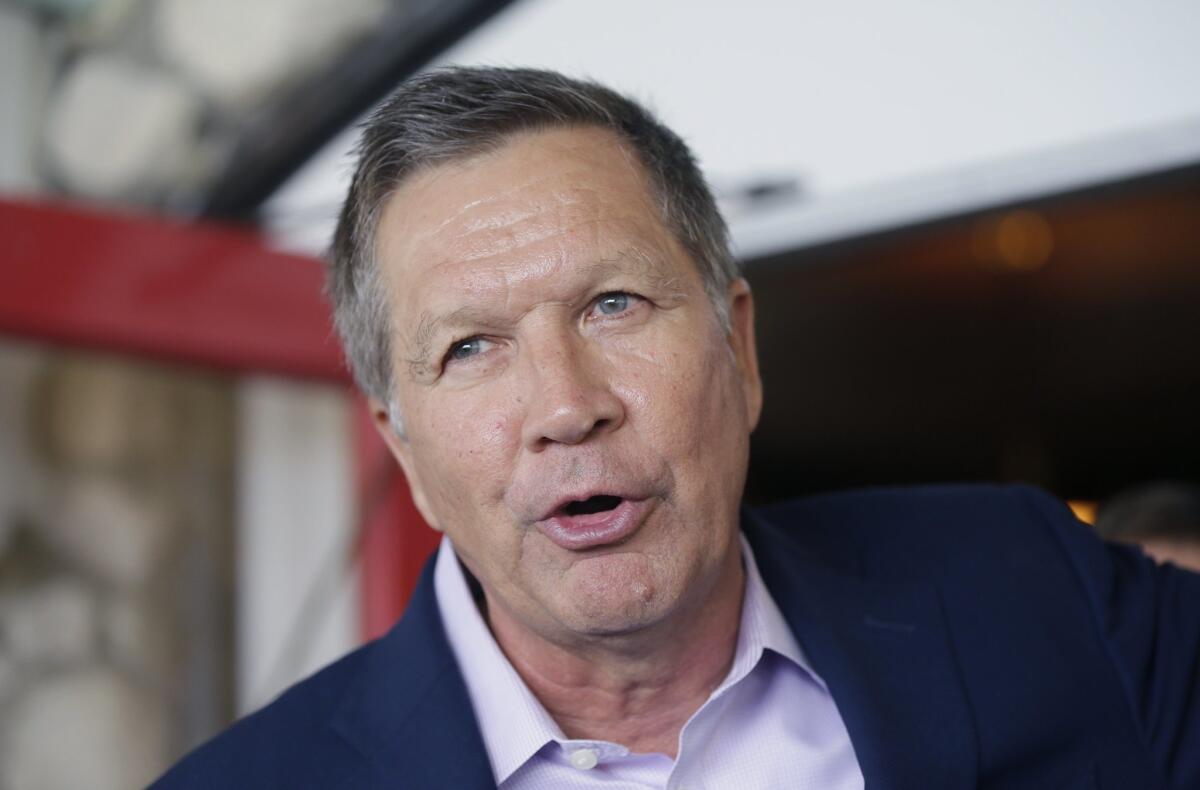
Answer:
[154,67,1200,789]
[1096,482,1200,573]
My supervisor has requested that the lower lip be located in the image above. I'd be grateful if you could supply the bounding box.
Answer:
[537,498,650,551]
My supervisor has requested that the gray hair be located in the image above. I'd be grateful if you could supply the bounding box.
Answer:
[327,66,737,419]
[1096,482,1200,543]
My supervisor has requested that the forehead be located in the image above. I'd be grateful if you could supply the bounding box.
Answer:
[373,126,681,322]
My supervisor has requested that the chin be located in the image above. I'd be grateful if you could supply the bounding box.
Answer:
[554,552,677,635]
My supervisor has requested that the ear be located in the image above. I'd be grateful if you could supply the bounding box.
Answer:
[725,278,763,431]
[368,397,443,532]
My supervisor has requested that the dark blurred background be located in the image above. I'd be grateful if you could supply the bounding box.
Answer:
[746,168,1200,502]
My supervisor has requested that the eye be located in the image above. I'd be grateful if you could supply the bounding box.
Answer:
[445,336,492,365]
[592,292,639,318]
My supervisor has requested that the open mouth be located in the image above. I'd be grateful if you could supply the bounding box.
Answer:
[539,494,647,551]
[562,494,623,516]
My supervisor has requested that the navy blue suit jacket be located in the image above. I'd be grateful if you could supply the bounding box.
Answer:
[154,485,1200,789]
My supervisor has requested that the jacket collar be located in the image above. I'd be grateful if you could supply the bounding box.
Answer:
[328,552,496,789]
[743,507,978,790]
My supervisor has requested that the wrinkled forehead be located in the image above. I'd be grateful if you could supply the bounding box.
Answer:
[372,126,673,308]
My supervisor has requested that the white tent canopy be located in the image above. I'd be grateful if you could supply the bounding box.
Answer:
[264,0,1200,259]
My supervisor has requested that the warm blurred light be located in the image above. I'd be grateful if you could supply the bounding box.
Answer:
[1068,500,1097,525]
[972,209,1055,271]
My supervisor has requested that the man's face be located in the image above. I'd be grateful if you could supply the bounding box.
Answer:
[374,126,762,646]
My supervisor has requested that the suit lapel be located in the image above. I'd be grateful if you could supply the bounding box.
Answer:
[328,552,496,789]
[745,509,978,790]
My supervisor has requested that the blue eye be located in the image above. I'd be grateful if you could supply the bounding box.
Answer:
[448,337,484,361]
[596,293,630,316]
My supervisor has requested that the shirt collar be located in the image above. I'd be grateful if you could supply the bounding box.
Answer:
[433,539,563,783]
[433,532,825,783]
[726,533,827,691]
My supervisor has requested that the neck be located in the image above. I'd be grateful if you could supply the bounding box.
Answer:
[485,548,745,758]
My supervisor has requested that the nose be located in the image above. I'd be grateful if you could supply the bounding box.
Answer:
[520,335,624,450]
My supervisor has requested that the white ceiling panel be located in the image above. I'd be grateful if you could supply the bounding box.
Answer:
[265,0,1200,259]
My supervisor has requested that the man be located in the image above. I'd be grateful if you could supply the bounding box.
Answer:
[1096,482,1200,573]
[155,67,1200,789]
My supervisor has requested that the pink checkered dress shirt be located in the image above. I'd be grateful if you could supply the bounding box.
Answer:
[433,535,864,789]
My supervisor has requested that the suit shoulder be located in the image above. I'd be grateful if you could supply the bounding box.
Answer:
[758,482,1069,538]
[151,640,375,789]
[754,483,1083,573]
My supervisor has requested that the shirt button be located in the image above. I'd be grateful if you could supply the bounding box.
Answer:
[569,748,599,770]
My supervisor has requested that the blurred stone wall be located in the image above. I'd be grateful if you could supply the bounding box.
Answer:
[0,340,235,790]
[0,0,388,210]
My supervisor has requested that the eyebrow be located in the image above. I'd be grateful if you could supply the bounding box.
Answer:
[401,249,683,377]
[405,304,500,378]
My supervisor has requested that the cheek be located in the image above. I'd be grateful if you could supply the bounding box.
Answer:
[409,390,521,513]
[622,334,750,531]
[614,328,743,451]
[409,395,527,581]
